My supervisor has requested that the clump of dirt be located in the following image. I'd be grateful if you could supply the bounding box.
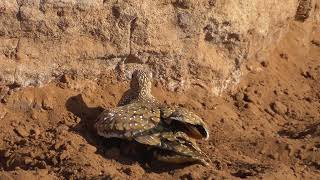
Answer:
[0,21,319,179]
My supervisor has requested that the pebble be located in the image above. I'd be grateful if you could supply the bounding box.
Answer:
[51,157,59,166]
[54,141,64,150]
[0,105,7,119]
[261,61,269,67]
[14,127,30,137]
[42,96,54,110]
[122,167,132,176]
[38,154,46,160]
[79,144,97,153]
[177,11,191,28]
[280,53,288,60]
[180,172,195,180]
[23,157,33,165]
[234,92,244,101]
[243,93,254,103]
[0,86,9,100]
[38,161,47,169]
[4,150,12,158]
[268,152,279,160]
[30,127,41,137]
[271,101,288,115]
[311,39,320,47]
[111,5,121,18]
[55,125,69,134]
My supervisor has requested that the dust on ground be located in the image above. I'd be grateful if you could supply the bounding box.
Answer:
[0,22,319,179]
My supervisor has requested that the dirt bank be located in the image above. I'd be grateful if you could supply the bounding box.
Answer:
[0,15,319,179]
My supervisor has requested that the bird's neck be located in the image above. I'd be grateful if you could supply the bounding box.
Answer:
[128,86,154,103]
[137,86,152,99]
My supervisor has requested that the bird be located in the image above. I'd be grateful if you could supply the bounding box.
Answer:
[94,69,210,165]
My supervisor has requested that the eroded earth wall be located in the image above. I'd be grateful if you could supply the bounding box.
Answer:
[0,0,309,95]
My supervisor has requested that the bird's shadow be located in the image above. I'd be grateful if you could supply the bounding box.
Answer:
[65,94,196,173]
[65,94,137,166]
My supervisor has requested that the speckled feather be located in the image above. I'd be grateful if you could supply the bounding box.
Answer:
[95,70,161,139]
[95,69,210,165]
[139,131,210,165]
[95,103,161,139]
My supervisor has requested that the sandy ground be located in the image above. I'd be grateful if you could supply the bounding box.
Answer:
[0,21,319,179]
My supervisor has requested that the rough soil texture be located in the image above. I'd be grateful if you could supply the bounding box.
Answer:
[0,0,320,180]
[0,0,302,95]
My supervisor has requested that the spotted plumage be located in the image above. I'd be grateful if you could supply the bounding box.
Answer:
[95,69,210,165]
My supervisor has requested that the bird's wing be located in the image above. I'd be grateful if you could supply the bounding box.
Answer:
[134,131,210,165]
[160,106,210,140]
[95,102,161,139]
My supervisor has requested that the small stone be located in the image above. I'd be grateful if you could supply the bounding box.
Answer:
[38,161,47,169]
[268,153,279,160]
[30,128,41,137]
[259,149,266,154]
[74,116,81,123]
[177,12,191,28]
[79,144,97,153]
[180,172,195,180]
[280,53,288,60]
[208,0,216,6]
[54,141,64,150]
[235,101,245,108]
[301,70,314,79]
[0,86,9,100]
[55,125,69,134]
[122,167,132,176]
[311,147,317,151]
[30,110,39,120]
[4,150,11,158]
[311,40,320,47]
[23,157,33,165]
[38,154,46,160]
[305,134,312,139]
[0,106,7,120]
[18,139,28,146]
[14,127,30,137]
[243,93,254,103]
[28,152,36,158]
[51,157,59,166]
[271,101,288,115]
[42,96,54,110]
[246,65,254,71]
[234,92,244,101]
[111,5,121,18]
[261,61,269,67]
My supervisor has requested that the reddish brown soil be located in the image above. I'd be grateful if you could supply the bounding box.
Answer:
[0,22,319,179]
